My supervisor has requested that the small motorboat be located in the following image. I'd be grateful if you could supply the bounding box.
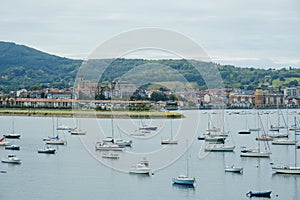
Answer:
[5,145,20,150]
[1,154,22,164]
[225,165,243,173]
[38,146,56,154]
[3,133,21,139]
[246,190,272,198]
[129,159,151,175]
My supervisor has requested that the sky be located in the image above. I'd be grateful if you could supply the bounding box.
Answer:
[1,0,300,69]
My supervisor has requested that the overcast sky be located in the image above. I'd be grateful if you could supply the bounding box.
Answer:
[1,0,300,69]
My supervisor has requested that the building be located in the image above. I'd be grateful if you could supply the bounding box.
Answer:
[283,87,300,98]
[254,88,284,107]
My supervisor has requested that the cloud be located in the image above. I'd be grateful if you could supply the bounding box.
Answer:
[0,0,299,69]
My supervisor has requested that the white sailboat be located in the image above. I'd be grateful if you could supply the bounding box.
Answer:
[240,113,271,158]
[205,143,235,152]
[205,114,235,152]
[272,117,300,174]
[161,118,178,145]
[45,117,67,145]
[172,141,196,186]
[70,118,86,135]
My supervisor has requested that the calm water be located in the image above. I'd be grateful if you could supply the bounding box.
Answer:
[0,110,299,200]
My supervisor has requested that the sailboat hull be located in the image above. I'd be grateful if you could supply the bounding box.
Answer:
[205,145,235,152]
[3,134,21,139]
[172,177,195,185]
[161,140,178,144]
[275,169,300,174]
[240,152,271,157]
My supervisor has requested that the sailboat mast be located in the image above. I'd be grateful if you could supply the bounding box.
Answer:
[12,114,15,134]
[171,118,173,139]
[294,117,297,168]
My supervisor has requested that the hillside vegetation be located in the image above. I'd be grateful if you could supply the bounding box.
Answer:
[0,41,300,93]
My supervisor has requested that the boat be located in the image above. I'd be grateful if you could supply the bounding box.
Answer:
[161,119,178,145]
[271,139,297,145]
[70,118,86,135]
[238,114,251,134]
[205,144,235,152]
[204,136,226,144]
[70,129,86,135]
[272,166,300,174]
[225,165,243,173]
[46,139,66,145]
[0,137,11,146]
[240,147,271,158]
[3,115,21,139]
[4,145,20,150]
[113,138,132,147]
[172,175,196,186]
[238,129,251,134]
[1,154,21,164]
[256,135,273,141]
[102,151,119,159]
[267,132,289,138]
[129,159,151,174]
[130,130,147,136]
[240,114,272,158]
[172,141,195,186]
[246,190,272,198]
[56,125,74,131]
[38,146,56,154]
[139,125,157,131]
[95,142,124,151]
[3,133,21,139]
[45,117,67,145]
[197,135,205,140]
[272,117,300,174]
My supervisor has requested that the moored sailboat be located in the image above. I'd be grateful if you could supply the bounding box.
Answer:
[172,141,195,186]
[272,117,300,174]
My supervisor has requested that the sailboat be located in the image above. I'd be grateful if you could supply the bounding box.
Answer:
[38,145,56,154]
[272,117,300,174]
[240,113,272,158]
[161,118,178,145]
[45,117,67,145]
[200,113,227,142]
[238,114,251,134]
[70,118,86,135]
[205,115,235,152]
[95,118,126,151]
[172,141,196,186]
[3,114,21,139]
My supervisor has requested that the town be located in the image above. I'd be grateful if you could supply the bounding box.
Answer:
[1,76,299,110]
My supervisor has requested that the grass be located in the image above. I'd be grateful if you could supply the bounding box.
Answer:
[0,108,184,118]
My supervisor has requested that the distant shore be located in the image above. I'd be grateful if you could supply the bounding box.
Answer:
[0,109,184,118]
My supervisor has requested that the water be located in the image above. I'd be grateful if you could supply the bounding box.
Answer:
[0,110,299,200]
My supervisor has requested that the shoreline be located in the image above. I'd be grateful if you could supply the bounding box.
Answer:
[0,109,184,119]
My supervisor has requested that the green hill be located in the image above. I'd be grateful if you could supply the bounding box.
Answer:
[0,41,300,94]
[0,41,82,92]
